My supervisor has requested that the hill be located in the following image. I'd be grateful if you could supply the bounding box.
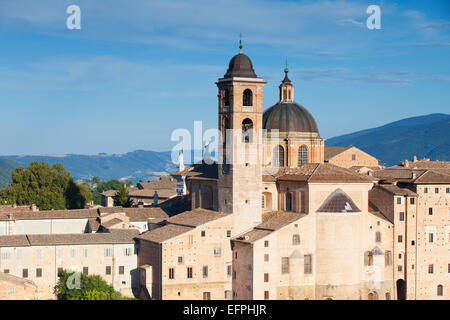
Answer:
[0,150,177,185]
[326,113,450,166]
[0,159,20,188]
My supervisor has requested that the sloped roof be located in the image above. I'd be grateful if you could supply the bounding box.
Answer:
[275,163,375,183]
[373,168,450,184]
[0,272,36,288]
[137,176,177,190]
[137,208,228,243]
[0,235,30,247]
[316,189,361,213]
[377,184,418,197]
[324,146,352,161]
[172,161,218,180]
[233,211,306,243]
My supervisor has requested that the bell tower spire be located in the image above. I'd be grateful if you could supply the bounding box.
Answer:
[279,60,294,102]
[239,33,243,54]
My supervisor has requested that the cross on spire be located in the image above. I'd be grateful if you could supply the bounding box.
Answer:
[239,33,243,53]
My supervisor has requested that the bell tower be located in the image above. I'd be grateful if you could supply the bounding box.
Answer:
[217,42,266,236]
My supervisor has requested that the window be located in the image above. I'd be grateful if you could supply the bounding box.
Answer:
[446,187,450,194]
[203,292,211,300]
[399,212,405,221]
[264,240,269,247]
[225,290,231,300]
[281,257,289,274]
[243,89,252,106]
[242,118,253,143]
[352,154,356,161]
[410,198,415,205]
[385,251,392,266]
[398,253,402,259]
[36,249,42,259]
[235,252,238,259]
[411,240,415,246]
[437,285,443,296]
[71,249,75,258]
[227,230,231,237]
[429,208,433,215]
[262,195,265,209]
[23,269,28,278]
[17,249,22,260]
[304,255,312,274]
[9,287,14,294]
[119,266,125,275]
[448,264,450,273]
[187,267,193,279]
[124,248,132,256]
[285,193,292,211]
[264,254,269,262]
[273,145,284,167]
[104,248,112,257]
[169,268,175,279]
[428,264,434,274]
[424,187,428,194]
[292,234,300,245]
[201,230,206,237]
[202,266,208,278]
[178,256,183,264]
[188,235,193,245]
[398,235,403,243]
[264,273,269,282]
[398,265,403,272]
[214,246,221,257]
[397,197,402,205]
[435,188,439,194]
[385,292,391,300]
[298,146,308,166]
[223,89,230,107]
[57,248,62,259]
[264,291,269,300]
[227,265,232,277]
[1,252,10,260]
[376,232,381,243]
[35,268,42,277]
[83,267,88,275]
[429,233,434,243]
[105,266,111,275]
[3,269,9,274]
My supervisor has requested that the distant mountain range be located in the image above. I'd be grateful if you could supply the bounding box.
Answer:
[326,113,450,166]
[0,113,448,189]
[0,150,178,188]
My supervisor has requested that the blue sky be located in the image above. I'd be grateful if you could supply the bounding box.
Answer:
[0,0,449,155]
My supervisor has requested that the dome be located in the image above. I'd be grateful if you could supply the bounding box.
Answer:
[263,102,319,133]
[224,53,257,78]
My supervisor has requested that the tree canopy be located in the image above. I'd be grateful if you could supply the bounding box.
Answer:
[92,179,131,205]
[56,270,124,300]
[0,162,92,210]
[113,185,133,207]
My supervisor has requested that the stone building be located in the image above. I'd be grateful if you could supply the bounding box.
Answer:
[324,146,380,169]
[0,272,37,300]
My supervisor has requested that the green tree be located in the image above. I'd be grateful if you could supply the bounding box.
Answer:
[0,162,89,210]
[56,270,124,300]
[92,179,131,205]
[113,185,133,207]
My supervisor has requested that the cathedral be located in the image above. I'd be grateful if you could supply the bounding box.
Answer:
[151,44,449,300]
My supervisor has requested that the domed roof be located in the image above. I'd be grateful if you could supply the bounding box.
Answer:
[224,53,257,78]
[263,102,319,133]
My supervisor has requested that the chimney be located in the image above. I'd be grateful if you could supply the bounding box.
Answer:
[411,172,416,179]
[413,155,417,162]
[404,160,409,167]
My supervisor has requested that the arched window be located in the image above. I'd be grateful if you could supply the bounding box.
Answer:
[437,285,443,296]
[273,145,284,167]
[298,145,308,166]
[368,292,378,300]
[285,193,292,211]
[243,89,252,106]
[242,118,253,143]
[223,89,230,106]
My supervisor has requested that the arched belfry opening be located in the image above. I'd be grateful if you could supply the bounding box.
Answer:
[223,89,230,107]
[242,118,253,143]
[243,89,253,106]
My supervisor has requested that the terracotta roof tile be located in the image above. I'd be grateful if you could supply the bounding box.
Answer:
[324,146,352,161]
